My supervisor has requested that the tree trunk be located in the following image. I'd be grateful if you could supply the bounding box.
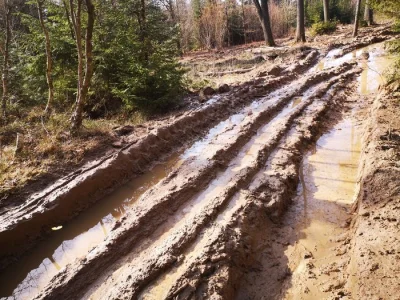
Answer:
[1,1,11,123]
[253,0,275,46]
[353,0,362,37]
[296,0,306,42]
[63,0,76,40]
[37,0,54,115]
[70,0,95,131]
[364,0,374,26]
[241,0,247,44]
[323,0,329,22]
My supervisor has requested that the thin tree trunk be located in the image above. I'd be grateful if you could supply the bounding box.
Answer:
[364,0,374,26]
[1,1,11,123]
[253,0,275,46]
[353,0,362,37]
[296,0,306,42]
[70,0,95,131]
[241,0,247,44]
[323,0,329,22]
[168,0,182,54]
[37,0,54,114]
[63,0,76,40]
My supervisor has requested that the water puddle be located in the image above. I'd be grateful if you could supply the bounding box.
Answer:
[0,153,183,299]
[312,42,395,79]
[282,115,362,299]
[280,42,394,299]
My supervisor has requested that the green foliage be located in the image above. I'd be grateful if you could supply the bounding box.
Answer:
[330,0,355,24]
[8,0,185,118]
[370,0,400,19]
[385,40,400,91]
[305,0,355,26]
[311,21,337,36]
[370,0,400,91]
[305,0,324,25]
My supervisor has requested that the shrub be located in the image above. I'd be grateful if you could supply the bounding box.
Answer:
[311,21,338,36]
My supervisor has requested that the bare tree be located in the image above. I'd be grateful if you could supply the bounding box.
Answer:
[295,0,305,42]
[1,0,11,123]
[364,0,374,26]
[36,0,54,115]
[253,0,275,46]
[353,0,362,37]
[323,0,329,22]
[69,0,95,131]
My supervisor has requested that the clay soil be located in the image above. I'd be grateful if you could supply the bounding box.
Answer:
[0,24,399,300]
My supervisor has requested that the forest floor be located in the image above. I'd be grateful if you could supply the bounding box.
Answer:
[0,24,399,300]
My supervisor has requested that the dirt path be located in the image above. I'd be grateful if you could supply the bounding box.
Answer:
[0,25,399,300]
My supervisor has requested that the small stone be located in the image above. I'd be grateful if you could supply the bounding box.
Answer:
[201,86,215,96]
[370,263,379,271]
[111,141,123,148]
[114,125,134,136]
[218,84,230,93]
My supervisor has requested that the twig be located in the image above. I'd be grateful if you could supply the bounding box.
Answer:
[41,115,50,137]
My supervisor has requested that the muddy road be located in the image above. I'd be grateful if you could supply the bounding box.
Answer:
[0,26,399,300]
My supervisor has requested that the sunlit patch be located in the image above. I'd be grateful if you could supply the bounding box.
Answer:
[52,226,63,231]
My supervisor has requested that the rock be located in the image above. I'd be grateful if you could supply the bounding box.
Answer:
[253,55,266,63]
[218,84,230,93]
[268,65,283,77]
[199,86,215,102]
[111,141,123,148]
[360,51,370,60]
[258,71,268,77]
[114,125,134,136]
[201,86,215,96]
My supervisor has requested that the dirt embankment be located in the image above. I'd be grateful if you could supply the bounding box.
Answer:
[347,91,400,300]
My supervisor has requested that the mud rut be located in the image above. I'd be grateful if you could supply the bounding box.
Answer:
[0,29,398,300]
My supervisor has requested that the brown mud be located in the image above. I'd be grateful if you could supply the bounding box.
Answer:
[0,24,399,300]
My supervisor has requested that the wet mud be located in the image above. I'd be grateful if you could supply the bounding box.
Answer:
[0,25,398,300]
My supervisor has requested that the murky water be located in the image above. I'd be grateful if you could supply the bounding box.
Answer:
[283,115,362,300]
[281,42,394,299]
[0,153,184,299]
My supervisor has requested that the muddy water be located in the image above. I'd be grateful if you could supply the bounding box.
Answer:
[0,153,183,299]
[281,116,362,299]
[278,43,394,299]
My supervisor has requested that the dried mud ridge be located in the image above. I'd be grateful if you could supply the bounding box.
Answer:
[0,50,319,270]
[30,62,361,300]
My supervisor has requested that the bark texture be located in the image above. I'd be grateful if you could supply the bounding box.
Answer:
[323,0,329,22]
[353,0,362,37]
[37,0,54,114]
[1,0,11,123]
[70,0,95,131]
[295,0,306,42]
[253,0,275,46]
[364,0,374,26]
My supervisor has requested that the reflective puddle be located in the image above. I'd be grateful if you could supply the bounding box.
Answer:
[0,153,184,299]
[282,42,394,299]
[283,115,362,300]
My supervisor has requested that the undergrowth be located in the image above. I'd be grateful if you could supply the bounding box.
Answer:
[0,110,145,200]
[311,21,338,36]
